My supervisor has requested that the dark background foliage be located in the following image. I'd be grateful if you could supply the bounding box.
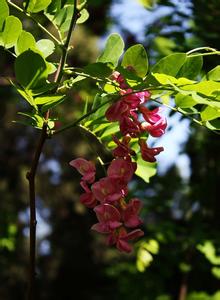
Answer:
[0,0,220,299]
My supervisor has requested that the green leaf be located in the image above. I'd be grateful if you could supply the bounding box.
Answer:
[135,155,157,183]
[84,62,113,79]
[50,5,74,33]
[97,33,124,67]
[41,95,67,112]
[201,106,220,121]
[35,94,66,105]
[175,93,197,108]
[15,31,36,56]
[76,8,89,24]
[17,111,44,128]
[27,0,52,13]
[152,73,195,86]
[0,16,22,49]
[182,81,220,97]
[205,119,220,131]
[0,0,9,31]
[151,53,187,76]
[15,49,49,90]
[177,56,203,79]
[100,123,119,139]
[207,66,220,82]
[11,82,36,108]
[121,44,148,78]
[36,39,55,58]
[47,62,57,74]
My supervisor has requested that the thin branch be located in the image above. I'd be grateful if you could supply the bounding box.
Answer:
[54,0,79,83]
[23,1,80,299]
[186,46,217,55]
[187,52,220,58]
[7,0,61,44]
[26,123,48,300]
[152,98,220,135]
[53,97,113,135]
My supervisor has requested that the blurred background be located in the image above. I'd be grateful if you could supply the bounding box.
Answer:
[0,0,220,299]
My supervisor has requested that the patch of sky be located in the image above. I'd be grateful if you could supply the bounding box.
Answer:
[108,0,173,42]
[40,158,62,185]
[19,197,52,254]
[148,105,191,179]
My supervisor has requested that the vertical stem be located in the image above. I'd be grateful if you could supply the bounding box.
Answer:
[26,2,79,299]
[178,275,188,300]
[26,124,48,300]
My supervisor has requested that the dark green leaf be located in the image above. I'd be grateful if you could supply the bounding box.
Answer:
[177,56,203,79]
[205,119,220,131]
[15,50,49,90]
[84,62,113,78]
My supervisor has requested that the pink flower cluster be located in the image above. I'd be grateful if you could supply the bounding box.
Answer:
[106,71,167,162]
[69,70,167,253]
[70,157,144,253]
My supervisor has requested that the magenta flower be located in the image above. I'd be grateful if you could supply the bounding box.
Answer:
[91,204,122,233]
[122,198,143,228]
[69,158,96,183]
[91,177,127,203]
[107,158,137,183]
[79,181,97,208]
[112,135,136,158]
[139,106,167,137]
[139,139,164,162]
[110,71,128,89]
[105,100,130,122]
[120,116,141,137]
[107,227,144,253]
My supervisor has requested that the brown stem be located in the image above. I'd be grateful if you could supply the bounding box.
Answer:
[178,274,188,300]
[25,2,79,299]
[26,123,48,300]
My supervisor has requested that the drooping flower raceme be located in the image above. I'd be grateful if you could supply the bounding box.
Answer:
[69,70,167,253]
[70,156,144,253]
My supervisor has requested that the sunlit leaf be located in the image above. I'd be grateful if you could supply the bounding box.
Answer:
[122,44,148,78]
[36,39,55,58]
[27,0,52,13]
[175,93,197,108]
[135,155,157,183]
[201,106,220,121]
[0,16,22,49]
[207,65,220,81]
[97,33,124,67]
[151,53,186,76]
[76,8,89,24]
[0,0,9,31]
[15,31,36,56]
